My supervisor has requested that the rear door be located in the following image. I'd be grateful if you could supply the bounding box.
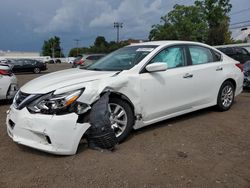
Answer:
[186,45,224,106]
[13,60,24,72]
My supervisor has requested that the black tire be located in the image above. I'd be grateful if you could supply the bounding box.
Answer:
[33,67,41,74]
[55,59,61,64]
[216,81,235,111]
[109,98,134,143]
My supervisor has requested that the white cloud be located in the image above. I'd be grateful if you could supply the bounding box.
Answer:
[33,0,163,38]
[34,0,111,33]
[89,0,162,28]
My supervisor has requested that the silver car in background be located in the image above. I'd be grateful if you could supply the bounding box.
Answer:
[0,63,18,100]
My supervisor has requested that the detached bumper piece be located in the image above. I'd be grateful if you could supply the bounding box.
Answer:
[87,93,117,150]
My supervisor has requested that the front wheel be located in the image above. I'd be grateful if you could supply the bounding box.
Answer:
[216,81,235,111]
[33,67,41,74]
[108,98,134,143]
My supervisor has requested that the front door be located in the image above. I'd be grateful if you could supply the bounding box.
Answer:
[139,45,195,122]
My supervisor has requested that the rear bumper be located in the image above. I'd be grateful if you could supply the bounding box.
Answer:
[6,106,91,155]
[235,73,244,96]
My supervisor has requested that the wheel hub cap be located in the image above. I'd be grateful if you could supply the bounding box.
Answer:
[108,103,128,137]
[221,85,233,108]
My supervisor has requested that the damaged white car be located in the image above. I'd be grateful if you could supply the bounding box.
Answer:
[6,41,243,155]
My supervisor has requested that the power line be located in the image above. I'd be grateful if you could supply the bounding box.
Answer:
[229,7,250,16]
[230,20,250,26]
[229,24,250,30]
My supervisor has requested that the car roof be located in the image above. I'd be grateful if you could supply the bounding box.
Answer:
[84,54,105,56]
[129,40,214,49]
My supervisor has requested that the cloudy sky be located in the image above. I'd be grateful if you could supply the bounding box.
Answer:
[0,0,249,55]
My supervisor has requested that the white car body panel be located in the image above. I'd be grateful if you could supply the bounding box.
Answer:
[6,106,91,155]
[0,65,18,100]
[6,41,244,155]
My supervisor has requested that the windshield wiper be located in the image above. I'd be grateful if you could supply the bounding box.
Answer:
[84,68,103,71]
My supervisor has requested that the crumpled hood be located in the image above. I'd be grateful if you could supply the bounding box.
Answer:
[21,68,116,94]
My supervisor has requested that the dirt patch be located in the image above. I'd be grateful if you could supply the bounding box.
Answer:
[0,63,250,187]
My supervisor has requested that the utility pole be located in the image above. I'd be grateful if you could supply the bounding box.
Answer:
[74,39,80,56]
[51,41,55,58]
[114,22,123,43]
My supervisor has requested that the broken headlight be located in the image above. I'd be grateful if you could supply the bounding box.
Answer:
[27,89,84,114]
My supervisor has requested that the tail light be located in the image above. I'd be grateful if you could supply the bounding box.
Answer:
[235,63,243,72]
[0,69,12,76]
[78,60,84,65]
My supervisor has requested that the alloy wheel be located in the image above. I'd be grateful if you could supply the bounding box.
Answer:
[221,85,234,108]
[108,103,128,137]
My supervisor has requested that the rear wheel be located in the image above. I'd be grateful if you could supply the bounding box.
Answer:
[33,67,41,74]
[55,59,61,64]
[108,98,134,143]
[216,81,235,111]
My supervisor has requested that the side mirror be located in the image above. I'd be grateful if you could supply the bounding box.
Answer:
[145,63,168,72]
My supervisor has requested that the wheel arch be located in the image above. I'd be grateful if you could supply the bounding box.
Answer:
[102,91,135,117]
[222,78,236,92]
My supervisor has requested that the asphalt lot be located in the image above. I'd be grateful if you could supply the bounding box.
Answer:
[0,63,250,188]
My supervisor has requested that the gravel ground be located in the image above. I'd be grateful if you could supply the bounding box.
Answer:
[0,63,250,188]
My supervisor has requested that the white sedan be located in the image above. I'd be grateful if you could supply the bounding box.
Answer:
[6,41,243,155]
[0,63,18,100]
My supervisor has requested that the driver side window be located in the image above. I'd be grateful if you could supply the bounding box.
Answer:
[149,46,185,69]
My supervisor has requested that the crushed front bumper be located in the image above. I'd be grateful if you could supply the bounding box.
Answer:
[6,105,91,155]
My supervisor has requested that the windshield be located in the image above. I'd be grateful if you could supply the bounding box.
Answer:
[83,45,158,71]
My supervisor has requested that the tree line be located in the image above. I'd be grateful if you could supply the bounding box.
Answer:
[42,0,243,57]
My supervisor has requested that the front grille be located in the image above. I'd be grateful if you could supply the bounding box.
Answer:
[8,119,15,129]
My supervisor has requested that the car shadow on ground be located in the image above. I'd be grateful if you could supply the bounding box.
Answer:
[15,144,74,158]
[12,106,217,157]
[0,99,12,106]
[13,71,50,75]
[243,88,250,93]
[131,106,216,138]
[11,101,240,157]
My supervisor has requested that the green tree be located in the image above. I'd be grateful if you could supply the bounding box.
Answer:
[42,36,64,57]
[149,5,208,42]
[149,0,233,45]
[68,36,129,56]
[68,47,89,57]
[94,36,108,48]
[195,0,232,45]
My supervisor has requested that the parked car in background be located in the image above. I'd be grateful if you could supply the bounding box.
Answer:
[6,41,243,155]
[217,47,250,64]
[67,57,76,64]
[0,63,18,100]
[0,58,8,63]
[243,61,250,88]
[7,59,47,74]
[48,59,62,64]
[72,54,105,68]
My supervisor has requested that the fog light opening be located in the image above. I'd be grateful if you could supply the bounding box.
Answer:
[45,135,52,144]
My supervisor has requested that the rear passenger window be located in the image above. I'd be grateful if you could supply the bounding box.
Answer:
[86,56,94,60]
[189,46,213,65]
[211,50,222,62]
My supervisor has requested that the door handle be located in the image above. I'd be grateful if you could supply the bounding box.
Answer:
[216,67,223,71]
[183,73,193,78]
